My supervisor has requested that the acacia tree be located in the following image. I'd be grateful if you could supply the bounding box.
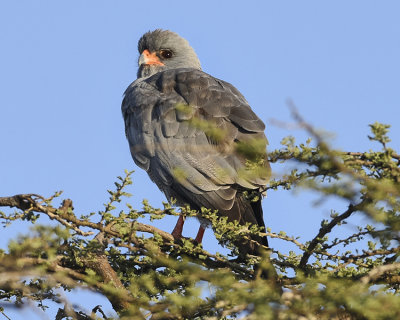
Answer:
[1,113,400,319]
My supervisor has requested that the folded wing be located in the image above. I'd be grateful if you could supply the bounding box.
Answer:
[122,68,270,226]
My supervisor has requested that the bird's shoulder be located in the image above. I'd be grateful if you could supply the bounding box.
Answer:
[122,68,265,133]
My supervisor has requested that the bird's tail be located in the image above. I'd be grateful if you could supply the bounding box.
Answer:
[234,195,280,285]
[231,194,268,257]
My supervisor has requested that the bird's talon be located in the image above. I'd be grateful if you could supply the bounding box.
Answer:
[192,239,203,247]
[171,232,182,241]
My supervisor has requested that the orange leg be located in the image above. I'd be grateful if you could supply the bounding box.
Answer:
[194,226,205,244]
[171,215,185,239]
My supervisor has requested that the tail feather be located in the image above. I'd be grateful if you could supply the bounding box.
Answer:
[230,193,268,257]
[250,197,269,247]
[235,193,280,285]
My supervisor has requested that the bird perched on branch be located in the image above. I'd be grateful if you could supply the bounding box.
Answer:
[122,29,271,257]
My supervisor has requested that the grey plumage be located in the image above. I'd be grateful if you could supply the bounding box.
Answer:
[122,30,271,254]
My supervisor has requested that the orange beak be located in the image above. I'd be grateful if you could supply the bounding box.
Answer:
[139,49,164,66]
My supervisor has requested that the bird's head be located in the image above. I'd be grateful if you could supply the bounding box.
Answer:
[137,29,201,78]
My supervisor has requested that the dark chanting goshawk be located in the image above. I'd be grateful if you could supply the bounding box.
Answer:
[122,29,271,255]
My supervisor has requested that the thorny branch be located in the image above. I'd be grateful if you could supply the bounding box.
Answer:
[299,202,364,269]
[360,262,400,284]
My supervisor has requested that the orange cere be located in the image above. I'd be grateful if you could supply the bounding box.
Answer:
[142,49,164,66]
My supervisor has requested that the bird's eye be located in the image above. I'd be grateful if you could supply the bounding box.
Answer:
[160,49,173,59]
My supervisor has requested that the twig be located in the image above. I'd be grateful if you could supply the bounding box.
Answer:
[299,202,362,269]
[322,230,371,250]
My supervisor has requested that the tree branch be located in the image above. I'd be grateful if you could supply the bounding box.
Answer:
[299,202,361,269]
[361,262,400,284]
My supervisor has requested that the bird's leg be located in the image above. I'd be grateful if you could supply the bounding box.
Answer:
[171,215,185,239]
[194,226,205,244]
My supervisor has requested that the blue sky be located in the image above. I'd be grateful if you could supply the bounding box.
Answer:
[1,1,400,318]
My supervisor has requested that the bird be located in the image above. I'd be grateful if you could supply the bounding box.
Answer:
[122,29,271,257]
